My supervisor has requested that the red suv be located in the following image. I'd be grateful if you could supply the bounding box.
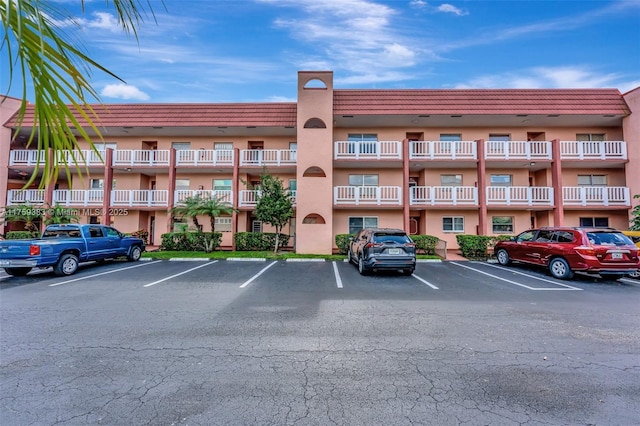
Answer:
[494,227,640,280]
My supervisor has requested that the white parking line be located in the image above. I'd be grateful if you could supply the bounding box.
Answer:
[239,261,277,288]
[412,274,439,290]
[451,262,581,291]
[480,262,582,290]
[144,260,218,287]
[49,260,163,287]
[332,261,343,289]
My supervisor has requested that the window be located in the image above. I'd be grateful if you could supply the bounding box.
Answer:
[576,134,605,141]
[443,217,464,232]
[535,229,554,241]
[490,174,512,186]
[348,174,378,186]
[90,179,116,189]
[288,179,297,191]
[440,174,462,186]
[440,134,462,141]
[553,231,575,243]
[214,142,233,150]
[348,217,378,235]
[348,134,377,154]
[252,219,263,233]
[172,217,188,232]
[579,217,609,228]
[175,179,190,191]
[87,226,104,238]
[492,216,514,233]
[213,179,232,191]
[95,142,117,151]
[577,175,607,186]
[104,227,120,237]
[489,134,511,141]
[172,142,191,150]
[215,217,232,232]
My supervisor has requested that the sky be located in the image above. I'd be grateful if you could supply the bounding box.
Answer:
[3,0,640,103]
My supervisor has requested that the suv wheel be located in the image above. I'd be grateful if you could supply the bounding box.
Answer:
[347,249,354,265]
[358,256,368,275]
[549,258,574,280]
[496,249,511,266]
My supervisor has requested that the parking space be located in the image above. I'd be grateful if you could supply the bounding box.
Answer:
[1,257,639,296]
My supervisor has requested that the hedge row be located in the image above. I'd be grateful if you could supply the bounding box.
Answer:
[5,231,38,240]
[160,232,222,252]
[455,234,512,259]
[234,232,291,251]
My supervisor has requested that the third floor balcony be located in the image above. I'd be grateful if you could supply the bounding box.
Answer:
[410,186,478,207]
[486,186,554,207]
[334,141,402,160]
[562,186,630,207]
[334,186,402,206]
[560,141,627,160]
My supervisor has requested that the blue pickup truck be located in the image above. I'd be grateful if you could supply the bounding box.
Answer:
[0,224,145,276]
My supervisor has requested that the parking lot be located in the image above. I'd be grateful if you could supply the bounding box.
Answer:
[2,259,639,425]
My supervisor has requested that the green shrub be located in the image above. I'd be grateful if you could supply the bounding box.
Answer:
[411,234,440,255]
[234,232,290,251]
[160,232,222,252]
[5,231,38,240]
[131,229,149,244]
[456,235,493,259]
[334,234,353,255]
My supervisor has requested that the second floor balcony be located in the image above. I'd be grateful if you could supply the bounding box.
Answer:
[410,186,478,207]
[409,141,477,161]
[176,150,234,167]
[174,190,233,205]
[334,186,402,206]
[562,186,630,207]
[239,190,297,208]
[240,149,297,167]
[485,141,552,160]
[560,141,627,160]
[486,186,554,206]
[334,141,402,160]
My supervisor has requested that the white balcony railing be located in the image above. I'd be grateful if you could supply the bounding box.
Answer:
[410,186,478,206]
[6,189,46,205]
[112,150,170,166]
[239,190,296,207]
[240,150,297,166]
[485,141,552,160]
[334,186,402,205]
[174,190,233,205]
[175,150,234,166]
[53,189,104,206]
[486,186,554,206]
[9,150,47,166]
[560,141,627,160]
[409,141,477,160]
[57,150,106,166]
[111,190,168,207]
[562,186,630,206]
[334,141,402,160]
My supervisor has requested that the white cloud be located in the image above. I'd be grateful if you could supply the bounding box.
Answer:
[101,83,150,100]
[436,4,467,16]
[410,0,427,8]
[453,66,635,90]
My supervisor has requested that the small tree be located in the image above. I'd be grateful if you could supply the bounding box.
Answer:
[197,196,236,233]
[43,203,79,225]
[254,173,294,253]
[1,203,42,235]
[630,194,640,231]
[171,195,202,230]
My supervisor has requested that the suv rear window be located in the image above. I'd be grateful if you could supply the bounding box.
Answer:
[42,229,82,238]
[372,233,411,244]
[587,232,634,246]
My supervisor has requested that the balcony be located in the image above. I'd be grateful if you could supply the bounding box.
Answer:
[410,186,478,207]
[485,141,551,160]
[112,150,170,167]
[240,150,296,167]
[562,186,630,206]
[239,190,296,207]
[53,189,104,206]
[111,190,168,207]
[6,189,45,205]
[334,141,402,160]
[174,190,233,205]
[486,186,554,206]
[176,149,234,167]
[334,186,402,206]
[409,141,477,160]
[560,141,627,160]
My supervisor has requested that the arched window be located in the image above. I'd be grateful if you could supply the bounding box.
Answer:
[302,213,326,224]
[303,166,326,177]
[303,118,326,129]
[303,78,327,89]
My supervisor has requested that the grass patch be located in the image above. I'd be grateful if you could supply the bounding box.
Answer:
[142,250,441,261]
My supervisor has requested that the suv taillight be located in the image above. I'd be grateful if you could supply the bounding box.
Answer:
[404,243,416,247]
[574,246,595,256]
[365,243,383,248]
[29,245,41,256]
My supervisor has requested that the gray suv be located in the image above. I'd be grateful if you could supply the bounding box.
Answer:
[348,228,416,275]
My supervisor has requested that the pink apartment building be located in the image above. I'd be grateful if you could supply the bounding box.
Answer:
[2,71,640,254]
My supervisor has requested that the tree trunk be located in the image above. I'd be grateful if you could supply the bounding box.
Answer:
[273,226,280,254]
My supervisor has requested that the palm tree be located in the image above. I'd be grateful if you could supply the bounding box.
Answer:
[1,0,159,187]
[171,195,202,231]
[43,203,80,225]
[196,196,236,232]
[2,203,42,235]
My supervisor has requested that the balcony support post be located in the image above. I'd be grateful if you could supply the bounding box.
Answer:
[166,148,177,234]
[231,147,240,251]
[402,139,411,232]
[551,139,564,226]
[102,148,114,226]
[476,139,487,235]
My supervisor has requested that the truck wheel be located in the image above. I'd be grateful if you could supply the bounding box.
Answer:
[4,267,31,276]
[54,254,79,276]
[127,246,142,262]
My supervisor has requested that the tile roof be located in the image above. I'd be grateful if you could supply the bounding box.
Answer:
[333,89,630,116]
[5,103,298,128]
